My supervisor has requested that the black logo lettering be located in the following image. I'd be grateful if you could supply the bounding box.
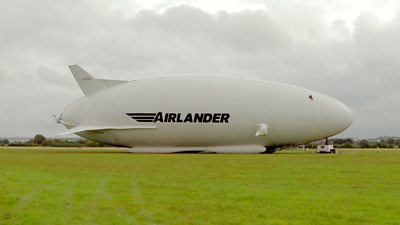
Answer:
[126,112,230,123]
[203,113,212,123]
[184,113,193,123]
[176,113,183,123]
[153,112,163,122]
[194,113,203,123]
[221,113,230,123]
[168,113,177,122]
[212,113,221,123]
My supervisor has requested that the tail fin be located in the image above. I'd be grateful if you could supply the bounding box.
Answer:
[68,65,127,96]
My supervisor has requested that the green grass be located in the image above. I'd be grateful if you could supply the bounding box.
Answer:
[0,148,400,225]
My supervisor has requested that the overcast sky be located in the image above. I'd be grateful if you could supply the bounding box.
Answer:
[1,0,399,138]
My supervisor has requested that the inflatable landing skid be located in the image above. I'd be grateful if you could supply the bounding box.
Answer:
[128,146,267,153]
[260,146,279,154]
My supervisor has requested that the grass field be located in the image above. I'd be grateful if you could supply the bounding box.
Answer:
[1,148,400,225]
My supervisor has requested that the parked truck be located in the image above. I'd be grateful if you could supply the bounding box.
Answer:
[317,138,336,153]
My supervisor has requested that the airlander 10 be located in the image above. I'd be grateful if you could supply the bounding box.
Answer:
[55,65,352,153]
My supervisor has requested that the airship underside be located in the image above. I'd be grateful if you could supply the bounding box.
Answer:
[56,65,352,153]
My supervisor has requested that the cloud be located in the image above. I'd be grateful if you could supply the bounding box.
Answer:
[1,1,400,138]
[0,70,6,84]
[36,66,76,89]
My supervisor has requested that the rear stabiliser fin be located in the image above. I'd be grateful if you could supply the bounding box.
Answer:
[58,125,157,136]
[68,65,127,96]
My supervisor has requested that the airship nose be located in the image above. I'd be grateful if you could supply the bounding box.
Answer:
[340,103,353,130]
[312,93,353,137]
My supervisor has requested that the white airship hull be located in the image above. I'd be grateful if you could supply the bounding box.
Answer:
[58,66,353,153]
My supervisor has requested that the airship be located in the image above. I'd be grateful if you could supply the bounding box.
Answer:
[55,65,352,153]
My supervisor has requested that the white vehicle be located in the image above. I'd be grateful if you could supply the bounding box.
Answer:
[317,139,336,153]
[55,65,353,153]
[317,144,336,154]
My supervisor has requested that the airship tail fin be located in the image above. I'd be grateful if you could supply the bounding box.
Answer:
[58,125,157,136]
[68,65,127,96]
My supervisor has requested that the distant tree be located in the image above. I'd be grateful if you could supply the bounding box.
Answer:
[305,143,316,149]
[0,139,8,146]
[387,138,395,145]
[33,134,46,146]
[339,141,353,148]
[332,138,353,145]
[377,141,387,148]
[359,140,370,148]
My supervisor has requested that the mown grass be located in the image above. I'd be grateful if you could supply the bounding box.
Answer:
[0,147,399,225]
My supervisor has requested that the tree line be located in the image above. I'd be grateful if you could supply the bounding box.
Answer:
[1,135,400,148]
[1,134,109,147]
[306,138,400,149]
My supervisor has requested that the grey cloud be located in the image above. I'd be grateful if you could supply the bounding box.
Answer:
[36,66,75,89]
[0,70,6,85]
[332,19,351,38]
[132,6,291,52]
[354,11,400,68]
[1,1,400,138]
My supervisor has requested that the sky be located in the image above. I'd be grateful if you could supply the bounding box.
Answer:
[1,0,400,139]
